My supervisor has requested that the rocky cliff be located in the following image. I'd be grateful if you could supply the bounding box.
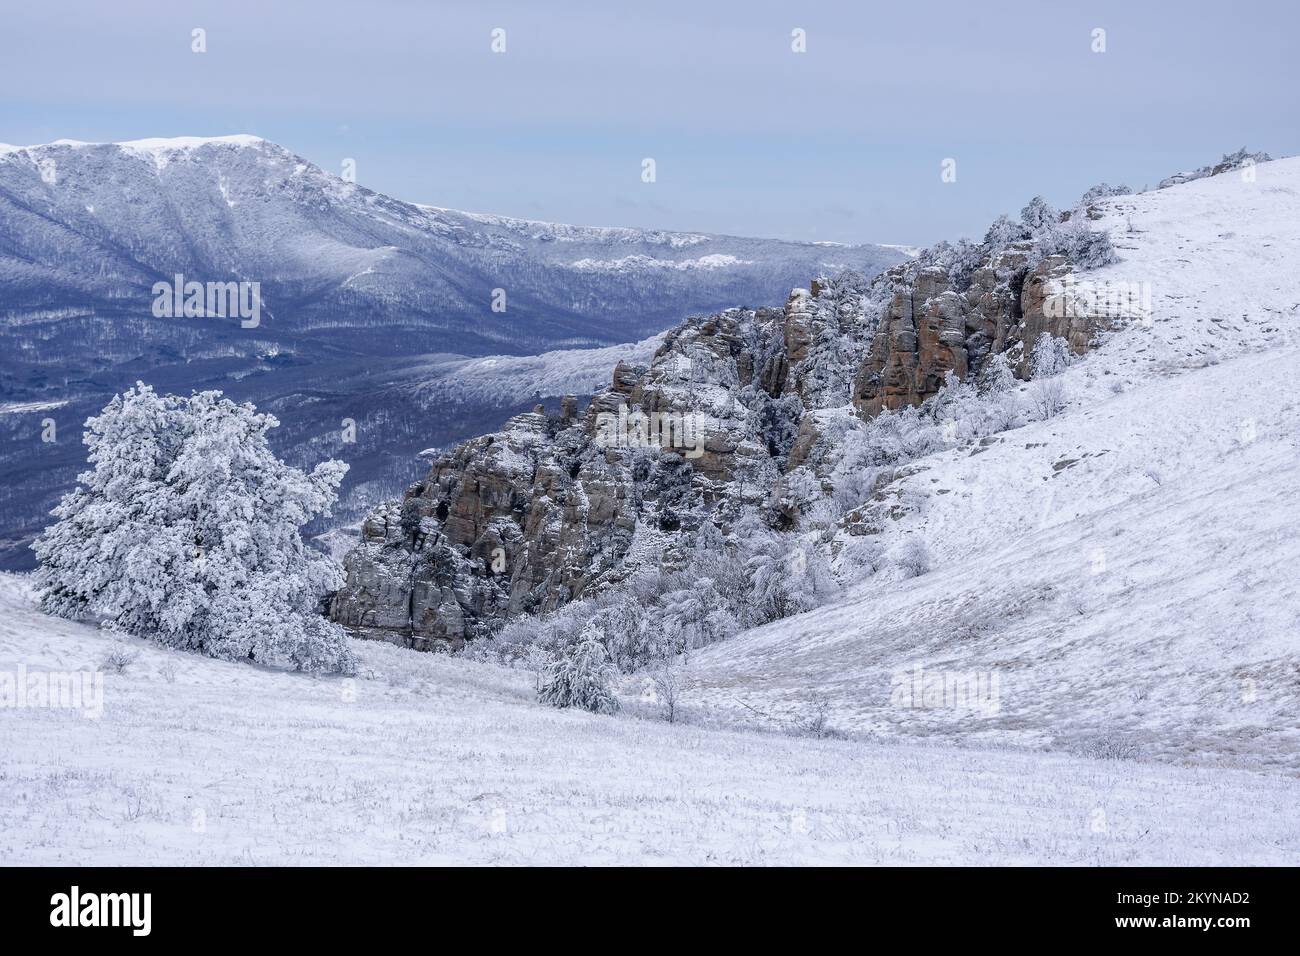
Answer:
[331,221,1114,646]
[853,247,1092,416]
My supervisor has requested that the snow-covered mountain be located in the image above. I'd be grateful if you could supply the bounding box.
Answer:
[0,135,903,357]
[0,135,906,569]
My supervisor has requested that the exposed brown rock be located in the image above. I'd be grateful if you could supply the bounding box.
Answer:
[332,236,1109,647]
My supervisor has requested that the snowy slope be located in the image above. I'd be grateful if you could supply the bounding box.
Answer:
[1,573,1295,865]
[401,332,665,411]
[684,158,1300,773]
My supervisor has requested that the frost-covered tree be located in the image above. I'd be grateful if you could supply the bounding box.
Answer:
[661,577,738,650]
[894,537,932,578]
[978,352,1025,432]
[649,654,684,723]
[790,536,840,607]
[593,594,651,671]
[933,370,981,441]
[1080,182,1132,204]
[726,510,792,625]
[1026,214,1118,271]
[839,534,886,579]
[744,544,796,624]
[779,465,824,518]
[1020,196,1059,232]
[945,237,985,291]
[32,383,355,674]
[829,425,884,510]
[978,350,1019,393]
[914,238,984,292]
[1027,334,1073,420]
[983,214,1030,253]
[1030,377,1067,420]
[747,389,804,460]
[1031,333,1072,378]
[538,626,620,714]
[1054,220,1118,270]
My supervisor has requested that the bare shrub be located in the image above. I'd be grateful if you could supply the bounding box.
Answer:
[102,643,139,674]
[651,657,684,724]
[157,656,178,683]
[792,696,837,739]
[1080,735,1140,761]
[1031,377,1067,419]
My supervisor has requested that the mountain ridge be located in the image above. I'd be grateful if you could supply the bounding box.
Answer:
[0,135,904,569]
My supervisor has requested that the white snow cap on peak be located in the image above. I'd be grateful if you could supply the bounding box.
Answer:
[116,134,266,151]
[4,134,266,153]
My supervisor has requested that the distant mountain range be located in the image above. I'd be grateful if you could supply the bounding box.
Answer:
[0,135,906,568]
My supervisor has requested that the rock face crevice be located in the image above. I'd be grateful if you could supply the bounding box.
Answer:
[332,241,1108,646]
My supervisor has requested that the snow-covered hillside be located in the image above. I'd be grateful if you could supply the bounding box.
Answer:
[401,332,665,411]
[1,573,1295,865]
[4,157,1297,867]
[685,158,1300,773]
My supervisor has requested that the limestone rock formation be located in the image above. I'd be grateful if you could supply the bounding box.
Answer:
[331,222,1116,646]
[850,241,1096,414]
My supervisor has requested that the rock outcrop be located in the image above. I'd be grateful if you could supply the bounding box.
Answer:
[330,408,638,647]
[851,243,1099,416]
[332,231,1113,646]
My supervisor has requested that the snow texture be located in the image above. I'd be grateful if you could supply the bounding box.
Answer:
[1,573,1295,865]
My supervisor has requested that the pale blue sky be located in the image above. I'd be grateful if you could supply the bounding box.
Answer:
[3,0,1294,245]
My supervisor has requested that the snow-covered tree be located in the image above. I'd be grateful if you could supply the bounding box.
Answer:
[933,370,981,441]
[894,536,932,578]
[1055,220,1118,270]
[1020,196,1059,233]
[779,465,824,517]
[596,592,655,672]
[946,237,985,291]
[979,350,1019,393]
[32,383,355,674]
[1026,334,1073,419]
[660,577,738,651]
[1080,182,1132,204]
[789,536,840,607]
[839,534,886,579]
[744,544,796,623]
[983,213,1029,252]
[1030,377,1067,420]
[1031,333,1072,378]
[538,626,620,714]
[978,352,1025,432]
[1026,213,1118,271]
[648,654,684,723]
[748,389,804,460]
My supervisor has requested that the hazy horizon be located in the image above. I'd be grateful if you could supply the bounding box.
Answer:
[3,0,1295,246]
